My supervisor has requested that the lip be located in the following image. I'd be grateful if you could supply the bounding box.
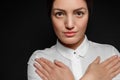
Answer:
[64,31,77,37]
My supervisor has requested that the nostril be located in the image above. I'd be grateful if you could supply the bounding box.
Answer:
[65,21,74,30]
[65,23,74,30]
[66,26,74,30]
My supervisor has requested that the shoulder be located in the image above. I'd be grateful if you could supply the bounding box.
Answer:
[89,40,111,47]
[27,45,57,64]
[87,40,120,62]
[89,40,116,49]
[88,40,120,55]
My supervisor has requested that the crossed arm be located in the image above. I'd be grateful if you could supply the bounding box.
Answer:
[34,55,120,80]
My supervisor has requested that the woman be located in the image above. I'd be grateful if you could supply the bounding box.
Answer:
[27,0,120,80]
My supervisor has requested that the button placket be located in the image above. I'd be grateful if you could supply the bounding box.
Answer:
[71,53,82,80]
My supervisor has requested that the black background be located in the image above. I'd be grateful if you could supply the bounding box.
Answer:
[1,0,120,80]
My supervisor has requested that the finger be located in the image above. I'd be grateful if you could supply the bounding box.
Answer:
[35,70,48,80]
[34,63,49,79]
[110,61,120,73]
[54,60,67,68]
[35,58,53,74]
[92,56,100,64]
[106,57,120,69]
[110,62,120,78]
[39,58,55,69]
[101,55,118,66]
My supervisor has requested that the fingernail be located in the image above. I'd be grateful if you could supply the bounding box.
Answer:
[40,57,44,60]
[54,59,57,62]
[113,55,118,58]
[33,63,37,67]
[54,59,60,63]
[35,58,39,61]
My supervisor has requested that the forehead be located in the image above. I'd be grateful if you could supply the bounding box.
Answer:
[53,0,87,9]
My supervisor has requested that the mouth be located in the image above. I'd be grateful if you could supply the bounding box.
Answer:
[64,31,77,37]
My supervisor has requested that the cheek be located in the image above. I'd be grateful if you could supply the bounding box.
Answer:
[52,18,64,32]
[76,19,88,30]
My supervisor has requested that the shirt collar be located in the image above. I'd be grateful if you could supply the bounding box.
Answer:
[56,35,89,60]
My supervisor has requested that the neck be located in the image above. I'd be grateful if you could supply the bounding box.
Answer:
[59,36,85,50]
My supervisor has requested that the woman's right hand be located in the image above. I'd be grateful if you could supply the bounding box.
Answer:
[81,55,120,80]
[34,58,74,80]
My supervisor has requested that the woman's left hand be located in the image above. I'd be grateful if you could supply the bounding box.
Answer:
[34,58,74,80]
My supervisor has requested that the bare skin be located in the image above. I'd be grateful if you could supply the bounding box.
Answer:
[34,58,74,80]
[34,55,120,80]
[81,55,120,80]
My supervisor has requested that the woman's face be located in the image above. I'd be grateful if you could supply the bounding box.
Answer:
[51,0,89,49]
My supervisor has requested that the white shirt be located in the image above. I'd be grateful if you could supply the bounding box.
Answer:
[27,36,120,80]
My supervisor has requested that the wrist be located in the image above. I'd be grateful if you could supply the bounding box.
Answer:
[80,74,96,80]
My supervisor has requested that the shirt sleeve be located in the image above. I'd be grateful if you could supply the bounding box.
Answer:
[111,46,120,80]
[27,50,42,80]
[112,46,120,56]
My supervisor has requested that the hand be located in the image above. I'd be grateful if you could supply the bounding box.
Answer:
[81,55,120,80]
[34,58,74,80]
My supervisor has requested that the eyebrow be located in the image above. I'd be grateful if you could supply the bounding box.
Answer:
[52,7,87,12]
[74,7,87,12]
[52,8,66,12]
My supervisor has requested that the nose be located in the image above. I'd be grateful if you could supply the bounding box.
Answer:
[65,16,74,30]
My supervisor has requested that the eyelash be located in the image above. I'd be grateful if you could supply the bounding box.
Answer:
[75,11,84,17]
[54,11,85,18]
[55,12,64,17]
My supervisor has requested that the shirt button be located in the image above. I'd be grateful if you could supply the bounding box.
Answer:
[74,52,76,54]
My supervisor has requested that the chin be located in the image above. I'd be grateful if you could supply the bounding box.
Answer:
[61,38,80,45]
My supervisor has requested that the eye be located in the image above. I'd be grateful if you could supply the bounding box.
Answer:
[55,12,64,18]
[75,11,84,17]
